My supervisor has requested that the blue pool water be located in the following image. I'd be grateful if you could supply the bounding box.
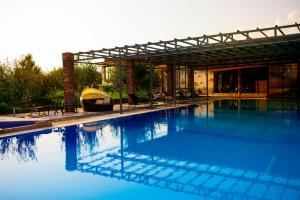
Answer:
[0,100,299,200]
[0,121,36,129]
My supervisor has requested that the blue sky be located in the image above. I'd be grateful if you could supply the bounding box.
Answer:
[0,0,300,71]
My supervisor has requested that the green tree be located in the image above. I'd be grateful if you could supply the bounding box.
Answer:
[75,63,101,92]
[0,54,138,114]
[11,54,44,105]
[107,63,160,92]
[42,67,64,100]
[0,61,13,104]
[107,65,127,91]
[134,63,160,92]
[44,67,64,91]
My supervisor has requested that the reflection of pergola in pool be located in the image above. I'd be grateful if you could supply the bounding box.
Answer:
[75,132,300,200]
[62,24,300,113]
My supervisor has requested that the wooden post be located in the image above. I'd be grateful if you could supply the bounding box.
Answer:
[238,69,241,95]
[149,60,153,107]
[101,66,106,85]
[173,65,176,100]
[167,64,175,97]
[118,53,123,114]
[206,65,209,101]
[159,70,164,96]
[189,66,194,97]
[126,60,135,105]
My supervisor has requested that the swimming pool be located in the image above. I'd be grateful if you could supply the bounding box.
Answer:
[0,100,299,200]
[0,121,36,129]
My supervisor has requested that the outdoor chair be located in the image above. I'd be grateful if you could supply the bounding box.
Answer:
[82,98,113,112]
[162,92,177,105]
[194,89,202,97]
[127,93,139,108]
[80,88,113,112]
[54,99,64,115]
[31,98,58,116]
[177,89,186,99]
[146,93,159,107]
[127,93,158,108]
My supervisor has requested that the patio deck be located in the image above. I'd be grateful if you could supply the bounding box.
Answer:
[0,98,210,137]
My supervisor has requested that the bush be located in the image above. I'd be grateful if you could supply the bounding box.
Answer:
[100,85,114,93]
[109,91,128,100]
[0,102,11,114]
[48,90,64,100]
[47,90,65,107]
[135,89,149,100]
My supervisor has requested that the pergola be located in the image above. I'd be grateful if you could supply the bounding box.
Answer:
[63,23,300,113]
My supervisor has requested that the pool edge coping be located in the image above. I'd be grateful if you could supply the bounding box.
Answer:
[0,102,206,138]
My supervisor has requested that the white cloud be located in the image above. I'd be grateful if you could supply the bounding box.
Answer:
[275,10,300,25]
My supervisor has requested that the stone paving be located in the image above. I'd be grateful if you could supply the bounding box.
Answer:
[0,98,213,137]
[0,102,195,137]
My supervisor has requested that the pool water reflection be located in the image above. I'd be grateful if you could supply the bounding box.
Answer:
[0,100,300,200]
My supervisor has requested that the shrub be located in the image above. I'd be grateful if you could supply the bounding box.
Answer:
[135,89,149,101]
[110,91,128,100]
[48,90,64,100]
[100,85,114,93]
[0,102,11,114]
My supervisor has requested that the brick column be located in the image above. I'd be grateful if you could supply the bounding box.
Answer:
[167,64,175,96]
[63,52,76,112]
[126,60,135,104]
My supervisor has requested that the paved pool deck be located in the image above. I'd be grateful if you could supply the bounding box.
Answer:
[0,99,212,137]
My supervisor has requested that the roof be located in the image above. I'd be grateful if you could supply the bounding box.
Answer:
[73,23,300,68]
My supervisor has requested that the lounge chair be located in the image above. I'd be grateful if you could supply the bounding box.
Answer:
[127,93,139,107]
[162,92,177,105]
[127,93,158,108]
[80,88,113,112]
[177,89,186,99]
[31,98,64,116]
[147,93,159,107]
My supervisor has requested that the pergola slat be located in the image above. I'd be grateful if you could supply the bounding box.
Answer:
[72,24,300,67]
